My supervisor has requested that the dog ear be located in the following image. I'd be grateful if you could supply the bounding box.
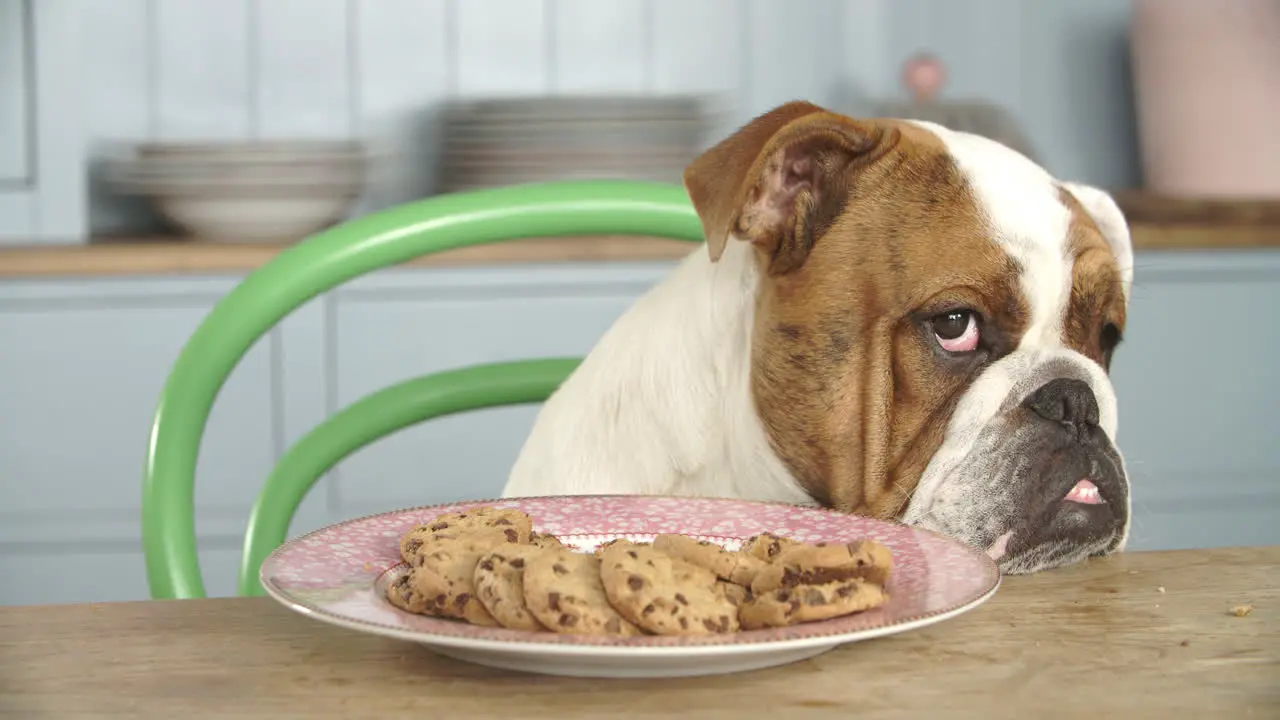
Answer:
[682,101,891,275]
[1060,182,1134,302]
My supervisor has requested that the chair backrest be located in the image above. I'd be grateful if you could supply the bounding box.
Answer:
[142,180,704,599]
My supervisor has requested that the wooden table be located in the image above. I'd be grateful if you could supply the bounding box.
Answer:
[2,547,1275,719]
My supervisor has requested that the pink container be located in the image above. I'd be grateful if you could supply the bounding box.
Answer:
[1131,0,1280,197]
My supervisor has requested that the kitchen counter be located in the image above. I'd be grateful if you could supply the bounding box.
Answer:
[1,193,1279,279]
[0,224,1275,279]
[0,546,1275,718]
[0,235,699,279]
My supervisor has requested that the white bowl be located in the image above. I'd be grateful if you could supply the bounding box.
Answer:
[108,140,368,244]
[150,193,359,244]
[136,139,364,163]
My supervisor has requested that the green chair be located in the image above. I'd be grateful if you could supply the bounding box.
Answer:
[142,180,704,600]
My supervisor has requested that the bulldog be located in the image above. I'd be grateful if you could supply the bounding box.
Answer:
[501,101,1134,574]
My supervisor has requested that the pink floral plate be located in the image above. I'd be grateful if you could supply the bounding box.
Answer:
[260,495,1000,678]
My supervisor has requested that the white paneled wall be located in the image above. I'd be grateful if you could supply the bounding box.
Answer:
[75,0,1139,236]
[552,0,647,92]
[83,0,766,146]
[160,1,254,138]
[881,0,1138,193]
[0,0,29,183]
[257,0,354,138]
[0,0,85,244]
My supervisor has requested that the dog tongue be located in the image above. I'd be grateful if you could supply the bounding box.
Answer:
[1064,479,1104,505]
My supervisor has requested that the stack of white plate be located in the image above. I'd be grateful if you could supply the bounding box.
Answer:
[435,96,712,194]
[109,140,367,244]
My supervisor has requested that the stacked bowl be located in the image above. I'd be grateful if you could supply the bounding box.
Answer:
[434,95,714,194]
[109,140,367,244]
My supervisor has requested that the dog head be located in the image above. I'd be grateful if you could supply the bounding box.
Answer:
[683,101,1133,574]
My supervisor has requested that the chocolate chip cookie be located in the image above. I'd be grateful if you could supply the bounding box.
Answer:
[738,578,887,630]
[592,538,646,556]
[739,532,804,562]
[652,534,765,586]
[409,537,506,626]
[399,506,534,565]
[599,541,739,635]
[473,545,551,631]
[715,580,752,608]
[750,539,894,595]
[530,532,565,549]
[522,547,643,636]
[384,571,432,614]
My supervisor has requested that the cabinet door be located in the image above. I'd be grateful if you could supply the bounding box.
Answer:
[0,277,292,604]
[0,0,29,185]
[1112,251,1280,551]
[0,0,85,243]
[328,263,673,517]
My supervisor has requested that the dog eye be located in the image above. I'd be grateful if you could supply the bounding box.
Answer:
[932,310,981,353]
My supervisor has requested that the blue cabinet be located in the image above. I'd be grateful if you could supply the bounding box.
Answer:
[1,251,1277,605]
[1110,252,1280,551]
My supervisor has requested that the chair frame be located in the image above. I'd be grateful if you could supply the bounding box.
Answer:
[141,180,703,599]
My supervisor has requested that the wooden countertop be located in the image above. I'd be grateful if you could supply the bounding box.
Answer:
[0,224,1276,280]
[0,235,700,279]
[1,546,1275,718]
[2,194,1278,280]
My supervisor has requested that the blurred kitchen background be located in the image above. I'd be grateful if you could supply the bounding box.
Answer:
[1,0,1277,605]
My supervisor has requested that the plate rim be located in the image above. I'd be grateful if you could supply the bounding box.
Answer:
[260,494,1002,655]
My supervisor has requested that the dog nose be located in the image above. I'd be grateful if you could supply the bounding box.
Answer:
[1024,378,1100,428]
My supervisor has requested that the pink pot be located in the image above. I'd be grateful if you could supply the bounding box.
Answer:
[1131,0,1280,197]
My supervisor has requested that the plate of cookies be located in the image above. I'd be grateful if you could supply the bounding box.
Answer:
[260,495,999,678]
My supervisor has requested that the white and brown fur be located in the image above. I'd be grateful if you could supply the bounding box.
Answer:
[503,102,1134,574]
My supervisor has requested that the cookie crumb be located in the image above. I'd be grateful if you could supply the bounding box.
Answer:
[1230,604,1254,617]
[1157,586,1165,594]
